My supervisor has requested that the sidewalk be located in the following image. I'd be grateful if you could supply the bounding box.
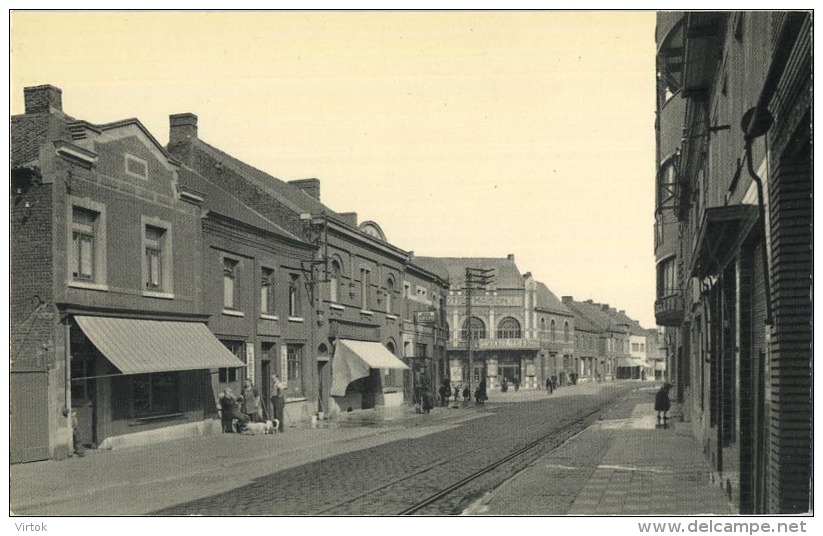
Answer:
[468,391,736,515]
[9,381,664,516]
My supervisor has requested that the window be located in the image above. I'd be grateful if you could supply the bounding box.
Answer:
[329,260,341,303]
[71,207,98,281]
[286,345,303,397]
[550,319,556,341]
[497,317,521,339]
[133,373,179,416]
[260,267,275,315]
[540,317,546,334]
[219,341,244,383]
[657,258,678,298]
[564,321,570,342]
[223,258,239,309]
[461,317,486,341]
[385,276,394,313]
[143,224,170,291]
[289,274,301,317]
[360,268,370,310]
[414,343,427,358]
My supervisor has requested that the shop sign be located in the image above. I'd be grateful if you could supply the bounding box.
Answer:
[416,311,436,323]
[446,295,523,307]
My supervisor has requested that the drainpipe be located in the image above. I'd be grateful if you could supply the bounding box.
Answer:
[743,140,773,325]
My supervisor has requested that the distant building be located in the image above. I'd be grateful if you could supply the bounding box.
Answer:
[654,12,811,513]
[440,255,564,390]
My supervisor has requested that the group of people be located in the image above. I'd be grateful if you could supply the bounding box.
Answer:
[218,374,287,434]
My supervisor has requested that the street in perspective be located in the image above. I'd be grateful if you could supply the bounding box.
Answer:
[9,10,813,519]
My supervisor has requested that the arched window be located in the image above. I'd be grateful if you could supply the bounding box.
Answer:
[540,317,546,334]
[461,317,486,341]
[550,319,556,341]
[564,321,570,342]
[497,317,521,339]
[329,259,341,303]
[385,275,395,314]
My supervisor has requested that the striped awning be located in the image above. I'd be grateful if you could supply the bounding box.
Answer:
[330,339,409,397]
[74,316,245,375]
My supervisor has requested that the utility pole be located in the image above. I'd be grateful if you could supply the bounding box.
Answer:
[465,267,494,396]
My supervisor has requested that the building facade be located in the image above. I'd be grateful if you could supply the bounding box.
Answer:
[11,86,245,462]
[654,12,811,513]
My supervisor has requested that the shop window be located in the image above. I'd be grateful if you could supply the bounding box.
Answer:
[132,373,180,416]
[287,344,303,397]
[219,340,244,383]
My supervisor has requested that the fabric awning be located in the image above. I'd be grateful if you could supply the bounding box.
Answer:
[74,316,246,375]
[617,357,646,368]
[330,339,409,397]
[655,361,667,371]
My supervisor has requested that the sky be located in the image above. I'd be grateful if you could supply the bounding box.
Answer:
[10,10,658,327]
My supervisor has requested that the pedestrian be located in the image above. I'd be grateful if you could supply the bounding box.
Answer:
[655,382,672,423]
[252,388,264,422]
[218,388,249,432]
[514,374,520,391]
[70,409,85,457]
[241,380,256,421]
[501,377,508,392]
[453,384,460,403]
[270,373,287,433]
[439,382,449,407]
[475,378,487,405]
[422,383,433,414]
[545,377,553,395]
[462,384,471,404]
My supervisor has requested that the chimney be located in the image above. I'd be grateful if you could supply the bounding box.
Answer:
[169,113,198,145]
[24,85,62,114]
[339,212,358,227]
[562,296,573,303]
[507,254,515,261]
[288,178,321,200]
[585,299,594,304]
[601,304,610,311]
[619,309,626,315]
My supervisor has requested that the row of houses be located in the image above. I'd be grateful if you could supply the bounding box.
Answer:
[653,12,811,513]
[10,84,659,464]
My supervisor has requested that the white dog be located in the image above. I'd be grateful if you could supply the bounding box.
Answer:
[240,419,278,435]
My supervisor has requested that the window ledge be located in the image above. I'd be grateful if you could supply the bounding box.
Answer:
[287,316,305,323]
[68,281,110,292]
[360,309,374,316]
[260,314,279,321]
[385,313,399,321]
[285,397,307,403]
[222,309,245,317]
[143,290,175,300]
[329,303,345,311]
[130,412,186,426]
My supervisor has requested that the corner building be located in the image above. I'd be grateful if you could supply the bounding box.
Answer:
[654,12,811,513]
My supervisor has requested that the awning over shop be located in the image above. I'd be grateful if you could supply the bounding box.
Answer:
[654,361,667,371]
[689,205,759,279]
[617,357,647,368]
[330,339,409,397]
[74,316,246,375]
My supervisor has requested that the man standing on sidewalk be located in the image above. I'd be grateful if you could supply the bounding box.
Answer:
[271,373,287,433]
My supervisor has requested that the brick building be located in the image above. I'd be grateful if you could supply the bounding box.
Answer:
[10,86,244,462]
[654,12,811,513]
[167,113,449,418]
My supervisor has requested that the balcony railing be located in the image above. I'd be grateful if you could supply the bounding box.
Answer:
[655,293,685,326]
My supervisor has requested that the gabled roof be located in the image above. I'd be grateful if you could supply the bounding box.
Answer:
[177,165,305,244]
[410,256,451,284]
[193,138,337,219]
[562,299,619,333]
[436,257,524,289]
[535,282,573,316]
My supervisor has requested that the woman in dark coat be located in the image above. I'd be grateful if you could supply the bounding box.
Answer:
[654,383,672,421]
